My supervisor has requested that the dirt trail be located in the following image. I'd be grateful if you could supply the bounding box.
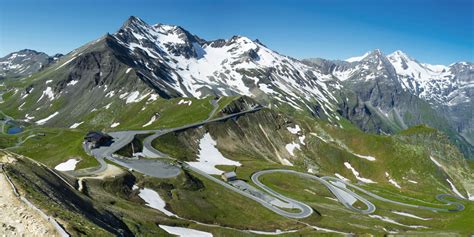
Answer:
[0,155,59,236]
[78,164,124,192]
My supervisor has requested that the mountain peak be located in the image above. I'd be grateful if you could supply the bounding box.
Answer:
[388,50,412,61]
[121,16,148,30]
[368,49,384,57]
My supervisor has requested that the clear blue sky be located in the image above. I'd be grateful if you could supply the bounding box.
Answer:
[1,0,473,64]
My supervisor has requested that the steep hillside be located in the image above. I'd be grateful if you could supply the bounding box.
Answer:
[152,103,474,199]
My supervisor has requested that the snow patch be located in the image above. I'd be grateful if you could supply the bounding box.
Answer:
[24,114,35,121]
[258,83,276,94]
[178,99,192,106]
[344,162,376,183]
[125,91,141,104]
[446,179,466,199]
[391,211,431,220]
[334,173,350,182]
[187,133,241,175]
[35,111,59,125]
[249,229,298,235]
[37,87,55,102]
[298,135,306,145]
[385,172,401,189]
[104,102,112,109]
[430,156,443,168]
[67,80,78,86]
[54,159,79,171]
[159,225,212,237]
[369,215,427,229]
[106,91,115,98]
[287,124,301,134]
[138,188,176,217]
[285,142,300,156]
[148,94,158,101]
[69,121,84,128]
[142,115,157,127]
[352,153,376,161]
[281,158,294,166]
[110,122,120,128]
[345,51,370,63]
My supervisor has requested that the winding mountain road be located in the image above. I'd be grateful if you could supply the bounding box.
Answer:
[77,104,465,219]
[252,170,376,214]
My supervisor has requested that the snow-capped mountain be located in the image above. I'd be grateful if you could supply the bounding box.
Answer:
[387,50,473,107]
[111,16,339,117]
[304,49,473,158]
[386,51,473,146]
[0,49,62,78]
[1,16,471,159]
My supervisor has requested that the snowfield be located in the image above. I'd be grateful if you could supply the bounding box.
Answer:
[187,133,241,175]
[138,188,176,217]
[54,159,79,171]
[159,225,213,237]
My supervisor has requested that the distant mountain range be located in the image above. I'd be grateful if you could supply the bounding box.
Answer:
[0,49,62,78]
[1,16,472,159]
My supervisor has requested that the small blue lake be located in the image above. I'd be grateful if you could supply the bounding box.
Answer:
[7,127,22,134]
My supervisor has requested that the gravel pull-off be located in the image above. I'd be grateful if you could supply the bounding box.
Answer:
[0,159,58,236]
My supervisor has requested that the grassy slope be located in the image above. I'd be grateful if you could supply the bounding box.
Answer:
[1,64,472,234]
[151,109,473,234]
[6,128,99,169]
